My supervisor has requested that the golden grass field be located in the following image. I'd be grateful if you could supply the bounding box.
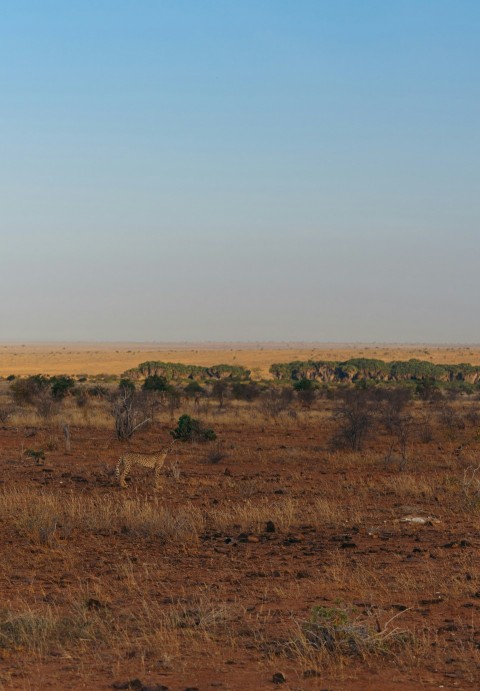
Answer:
[2,342,480,377]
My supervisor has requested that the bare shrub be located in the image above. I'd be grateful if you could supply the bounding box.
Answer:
[211,380,229,408]
[207,441,227,464]
[259,387,293,419]
[0,405,13,424]
[10,375,50,405]
[461,465,480,508]
[331,389,374,451]
[111,391,150,441]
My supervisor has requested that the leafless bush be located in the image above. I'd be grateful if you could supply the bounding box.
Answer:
[331,388,374,451]
[416,413,434,443]
[377,388,412,432]
[111,391,150,441]
[259,387,293,419]
[378,390,414,470]
[0,405,13,424]
[461,465,480,508]
[34,389,57,419]
[211,381,229,408]
[465,405,480,427]
[208,441,227,464]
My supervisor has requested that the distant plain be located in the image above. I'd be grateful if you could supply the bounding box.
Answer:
[2,342,480,377]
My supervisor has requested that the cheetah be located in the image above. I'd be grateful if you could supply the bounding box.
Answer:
[115,439,176,489]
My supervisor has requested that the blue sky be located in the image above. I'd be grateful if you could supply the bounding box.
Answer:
[1,1,479,341]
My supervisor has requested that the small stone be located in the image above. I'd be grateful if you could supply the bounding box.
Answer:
[272,672,286,684]
[112,680,143,690]
[265,520,276,533]
[86,598,105,610]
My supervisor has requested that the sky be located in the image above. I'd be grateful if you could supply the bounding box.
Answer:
[0,1,479,343]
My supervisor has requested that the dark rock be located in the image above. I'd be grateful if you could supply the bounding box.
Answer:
[112,680,143,690]
[265,520,276,533]
[272,672,286,684]
[419,597,443,605]
[283,535,302,545]
[86,598,106,610]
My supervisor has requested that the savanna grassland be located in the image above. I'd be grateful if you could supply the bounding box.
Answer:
[0,345,479,690]
[2,342,480,378]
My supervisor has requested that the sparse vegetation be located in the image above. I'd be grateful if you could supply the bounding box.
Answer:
[0,349,479,688]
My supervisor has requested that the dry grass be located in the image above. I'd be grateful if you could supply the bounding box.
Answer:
[3,342,480,378]
[207,497,297,533]
[0,487,204,545]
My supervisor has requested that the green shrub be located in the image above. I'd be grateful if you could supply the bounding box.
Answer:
[50,375,75,400]
[231,382,259,401]
[10,375,50,405]
[170,414,216,442]
[24,449,45,463]
[184,381,205,397]
[142,375,171,392]
[293,378,316,391]
[119,378,136,395]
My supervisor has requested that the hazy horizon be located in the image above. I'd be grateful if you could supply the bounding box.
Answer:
[1,2,479,342]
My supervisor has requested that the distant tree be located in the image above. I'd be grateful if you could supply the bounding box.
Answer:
[142,375,171,392]
[119,378,136,395]
[184,381,205,397]
[211,381,228,408]
[231,382,259,402]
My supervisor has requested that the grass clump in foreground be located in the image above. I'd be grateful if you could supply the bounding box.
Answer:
[0,487,204,546]
[290,603,413,662]
[0,604,100,656]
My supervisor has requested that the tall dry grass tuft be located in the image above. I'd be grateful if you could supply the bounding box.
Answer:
[207,496,297,533]
[285,603,417,673]
[0,487,204,545]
